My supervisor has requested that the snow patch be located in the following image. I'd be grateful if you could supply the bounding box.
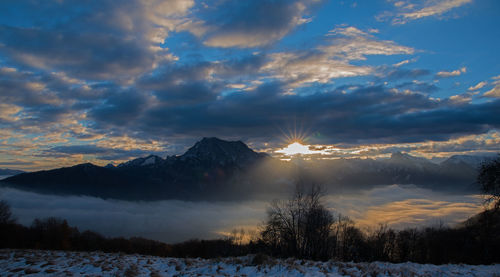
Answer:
[0,249,499,277]
[141,156,157,166]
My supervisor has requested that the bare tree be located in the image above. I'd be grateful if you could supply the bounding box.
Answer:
[0,200,15,225]
[478,155,500,209]
[261,183,335,260]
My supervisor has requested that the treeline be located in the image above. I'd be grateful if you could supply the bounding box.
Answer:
[259,184,500,264]
[263,208,500,264]
[0,206,255,258]
[257,156,500,264]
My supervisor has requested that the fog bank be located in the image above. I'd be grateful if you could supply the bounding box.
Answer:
[0,184,483,243]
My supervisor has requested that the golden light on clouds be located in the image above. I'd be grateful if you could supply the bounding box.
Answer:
[356,198,483,229]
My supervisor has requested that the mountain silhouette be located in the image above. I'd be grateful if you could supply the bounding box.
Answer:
[1,138,272,201]
[1,139,492,201]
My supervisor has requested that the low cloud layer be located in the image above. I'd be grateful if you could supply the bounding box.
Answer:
[0,185,483,243]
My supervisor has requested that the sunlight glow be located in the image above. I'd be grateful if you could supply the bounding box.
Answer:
[276,142,321,156]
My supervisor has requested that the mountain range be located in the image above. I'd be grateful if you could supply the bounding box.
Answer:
[1,137,494,201]
[0,168,24,176]
[1,138,280,200]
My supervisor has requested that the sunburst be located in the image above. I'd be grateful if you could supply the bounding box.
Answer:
[275,142,316,156]
[278,119,310,145]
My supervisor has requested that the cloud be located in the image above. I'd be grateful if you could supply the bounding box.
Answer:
[191,0,318,48]
[0,0,191,81]
[325,184,482,229]
[0,184,482,242]
[138,26,415,90]
[44,145,164,161]
[393,58,417,67]
[356,198,481,228]
[468,81,487,91]
[1,50,498,170]
[86,81,500,148]
[385,68,431,81]
[263,51,373,87]
[261,26,415,87]
[89,90,154,127]
[483,75,500,98]
[272,130,500,160]
[436,67,466,78]
[0,103,22,123]
[0,0,496,172]
[449,93,472,104]
[0,187,267,243]
[323,26,415,59]
[382,0,473,25]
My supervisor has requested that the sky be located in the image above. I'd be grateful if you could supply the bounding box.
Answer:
[1,0,500,171]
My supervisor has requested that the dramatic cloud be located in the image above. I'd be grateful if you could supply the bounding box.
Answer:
[0,0,192,81]
[85,81,500,149]
[0,0,498,171]
[273,130,500,160]
[192,0,318,48]
[262,26,414,87]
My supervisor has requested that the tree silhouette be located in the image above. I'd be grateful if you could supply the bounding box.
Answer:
[261,183,335,260]
[478,155,500,209]
[0,200,15,225]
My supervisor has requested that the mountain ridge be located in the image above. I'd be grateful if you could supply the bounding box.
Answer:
[1,139,495,201]
[0,168,25,176]
[1,137,272,201]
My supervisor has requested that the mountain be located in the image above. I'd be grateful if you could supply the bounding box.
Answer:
[301,152,493,192]
[386,152,436,169]
[1,140,493,200]
[441,154,493,168]
[117,154,164,168]
[0,168,24,176]
[1,138,273,201]
[181,137,267,165]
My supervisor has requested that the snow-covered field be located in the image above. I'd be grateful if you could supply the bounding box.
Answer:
[1,249,499,277]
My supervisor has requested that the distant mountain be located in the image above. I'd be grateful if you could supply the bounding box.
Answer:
[301,152,493,192]
[441,154,493,168]
[117,154,164,169]
[0,168,24,176]
[1,139,494,200]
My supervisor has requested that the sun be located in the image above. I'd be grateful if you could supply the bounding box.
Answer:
[275,141,315,156]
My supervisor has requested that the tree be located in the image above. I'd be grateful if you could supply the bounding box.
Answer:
[477,155,500,209]
[261,183,335,260]
[31,217,77,250]
[0,200,16,225]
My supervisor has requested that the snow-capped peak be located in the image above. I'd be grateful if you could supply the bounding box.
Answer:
[117,155,163,168]
[181,137,266,165]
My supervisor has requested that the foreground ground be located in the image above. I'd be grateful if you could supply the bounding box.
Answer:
[1,249,499,277]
